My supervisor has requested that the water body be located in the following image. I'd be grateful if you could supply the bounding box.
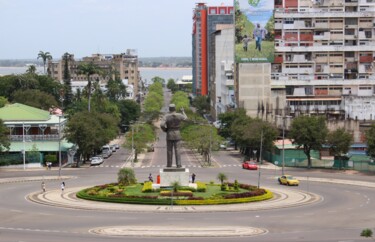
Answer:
[0,66,192,83]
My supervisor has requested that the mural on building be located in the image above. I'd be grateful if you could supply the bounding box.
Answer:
[235,0,274,63]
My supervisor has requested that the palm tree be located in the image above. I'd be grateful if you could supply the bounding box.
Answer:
[26,65,37,74]
[37,51,52,74]
[77,62,101,112]
[217,172,228,185]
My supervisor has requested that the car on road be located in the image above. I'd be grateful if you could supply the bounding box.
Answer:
[242,161,258,170]
[110,144,116,152]
[114,144,120,149]
[90,156,104,166]
[278,175,299,186]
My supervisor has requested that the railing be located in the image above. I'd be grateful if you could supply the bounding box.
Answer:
[9,134,60,141]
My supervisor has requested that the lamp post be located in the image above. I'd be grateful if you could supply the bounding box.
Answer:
[122,123,135,167]
[58,115,62,177]
[22,123,25,170]
[257,129,263,189]
[282,117,285,176]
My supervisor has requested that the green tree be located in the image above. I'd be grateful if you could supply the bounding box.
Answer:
[62,52,73,108]
[64,111,119,161]
[327,128,352,168]
[106,78,127,101]
[217,108,247,139]
[192,95,210,115]
[167,78,178,92]
[0,119,10,152]
[77,62,102,112]
[289,116,328,168]
[0,96,8,108]
[171,91,190,111]
[171,181,181,192]
[151,76,165,85]
[217,172,228,185]
[181,124,222,165]
[117,168,137,186]
[26,65,37,75]
[12,89,58,110]
[124,123,155,162]
[37,51,52,74]
[366,124,375,158]
[117,100,141,131]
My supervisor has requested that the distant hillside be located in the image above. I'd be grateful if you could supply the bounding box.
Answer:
[0,57,192,68]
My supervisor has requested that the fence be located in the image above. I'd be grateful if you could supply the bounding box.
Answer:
[0,153,41,166]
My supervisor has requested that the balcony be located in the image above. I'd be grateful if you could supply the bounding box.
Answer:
[225,79,234,86]
[360,55,373,62]
[313,33,330,40]
[274,56,283,63]
[9,134,60,141]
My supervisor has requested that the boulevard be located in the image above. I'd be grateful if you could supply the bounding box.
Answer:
[0,90,374,242]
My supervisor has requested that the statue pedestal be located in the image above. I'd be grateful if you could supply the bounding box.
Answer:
[159,167,189,187]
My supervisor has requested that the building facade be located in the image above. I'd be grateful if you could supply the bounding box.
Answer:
[192,3,234,96]
[48,49,140,97]
[272,0,375,119]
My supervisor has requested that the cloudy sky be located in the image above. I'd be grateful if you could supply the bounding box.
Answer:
[0,0,233,59]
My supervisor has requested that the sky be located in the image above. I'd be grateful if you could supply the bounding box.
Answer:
[0,0,233,60]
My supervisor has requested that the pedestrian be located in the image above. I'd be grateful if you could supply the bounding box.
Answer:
[148,173,153,182]
[192,173,196,183]
[41,181,46,193]
[242,35,250,52]
[61,181,65,194]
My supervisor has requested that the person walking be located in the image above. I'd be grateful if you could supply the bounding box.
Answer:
[61,181,65,194]
[242,35,250,52]
[41,181,46,193]
[192,173,196,183]
[148,173,153,182]
[253,23,267,52]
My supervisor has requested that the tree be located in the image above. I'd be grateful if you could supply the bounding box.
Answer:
[217,172,228,185]
[0,119,10,152]
[171,91,190,111]
[181,124,223,165]
[106,77,127,102]
[217,108,247,139]
[117,168,137,186]
[12,89,58,110]
[171,181,181,192]
[62,52,73,108]
[117,100,141,131]
[77,62,101,112]
[37,51,52,74]
[167,78,178,92]
[151,76,165,85]
[64,111,119,161]
[192,95,210,115]
[0,96,8,108]
[26,65,37,75]
[289,116,328,168]
[366,124,375,158]
[327,128,352,168]
[123,123,155,162]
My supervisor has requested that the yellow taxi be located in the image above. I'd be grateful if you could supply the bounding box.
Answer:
[278,175,300,186]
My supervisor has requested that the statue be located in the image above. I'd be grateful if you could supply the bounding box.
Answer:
[160,104,187,168]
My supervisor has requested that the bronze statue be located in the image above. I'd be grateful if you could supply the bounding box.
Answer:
[160,104,187,168]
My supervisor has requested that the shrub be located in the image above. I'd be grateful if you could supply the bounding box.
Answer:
[223,189,266,199]
[220,183,227,191]
[160,190,193,197]
[142,181,153,193]
[196,181,207,192]
[117,168,137,186]
[233,180,239,191]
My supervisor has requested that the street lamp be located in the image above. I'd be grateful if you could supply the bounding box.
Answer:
[257,129,263,189]
[122,123,135,167]
[277,115,290,176]
[58,115,62,177]
[22,123,31,170]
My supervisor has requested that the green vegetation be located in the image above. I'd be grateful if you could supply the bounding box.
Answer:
[289,116,328,168]
[117,168,137,186]
[77,180,273,206]
[37,51,52,74]
[0,119,10,152]
[123,123,156,161]
[360,228,373,239]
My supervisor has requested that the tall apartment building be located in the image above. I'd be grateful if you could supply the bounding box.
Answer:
[272,0,375,120]
[192,3,234,96]
[48,49,139,97]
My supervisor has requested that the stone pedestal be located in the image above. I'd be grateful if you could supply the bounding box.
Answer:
[159,167,189,187]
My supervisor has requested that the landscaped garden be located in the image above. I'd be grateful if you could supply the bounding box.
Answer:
[76,168,273,205]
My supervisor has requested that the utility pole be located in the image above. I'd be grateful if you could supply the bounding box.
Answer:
[282,116,285,176]
[258,129,263,188]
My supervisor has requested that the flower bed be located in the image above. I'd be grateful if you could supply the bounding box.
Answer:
[76,182,273,205]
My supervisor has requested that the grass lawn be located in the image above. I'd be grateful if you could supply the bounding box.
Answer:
[235,41,274,62]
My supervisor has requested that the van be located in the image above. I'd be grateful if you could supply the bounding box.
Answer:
[102,145,112,157]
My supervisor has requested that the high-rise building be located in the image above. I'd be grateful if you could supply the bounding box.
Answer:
[272,0,375,120]
[48,49,140,97]
[192,3,234,96]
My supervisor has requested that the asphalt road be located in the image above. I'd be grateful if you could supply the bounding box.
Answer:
[1,90,374,241]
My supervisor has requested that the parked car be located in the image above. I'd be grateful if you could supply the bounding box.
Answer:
[110,144,116,152]
[114,144,120,149]
[278,175,299,186]
[102,145,112,157]
[90,156,104,166]
[101,152,110,159]
[242,161,258,170]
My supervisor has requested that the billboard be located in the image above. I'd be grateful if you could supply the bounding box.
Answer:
[235,0,274,63]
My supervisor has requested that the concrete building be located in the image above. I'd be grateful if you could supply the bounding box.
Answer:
[48,49,140,97]
[211,26,236,119]
[272,0,375,120]
[192,3,234,96]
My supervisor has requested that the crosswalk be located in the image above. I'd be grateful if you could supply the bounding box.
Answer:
[90,164,245,169]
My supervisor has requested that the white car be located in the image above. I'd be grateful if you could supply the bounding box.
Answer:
[90,156,104,166]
